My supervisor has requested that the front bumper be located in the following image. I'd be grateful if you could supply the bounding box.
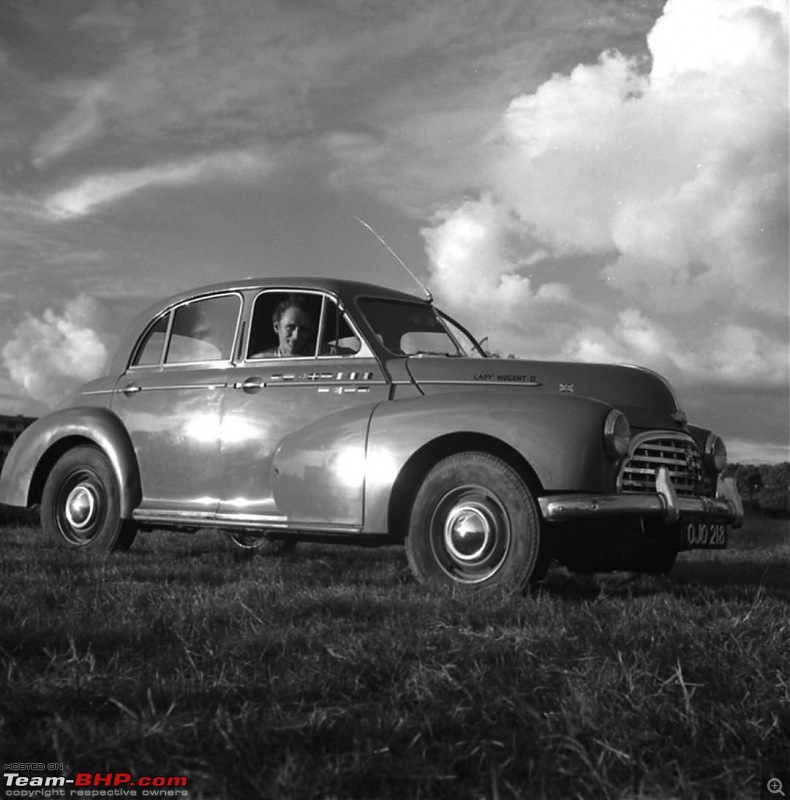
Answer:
[538,469,743,528]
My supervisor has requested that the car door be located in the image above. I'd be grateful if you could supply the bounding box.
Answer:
[217,290,389,527]
[111,292,242,519]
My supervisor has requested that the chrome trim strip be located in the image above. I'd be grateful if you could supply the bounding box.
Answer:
[156,361,234,370]
[266,380,388,388]
[127,383,227,391]
[213,513,286,525]
[213,514,361,533]
[229,380,387,390]
[133,509,217,523]
[417,379,542,387]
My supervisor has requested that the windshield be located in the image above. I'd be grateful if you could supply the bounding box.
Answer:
[357,298,484,357]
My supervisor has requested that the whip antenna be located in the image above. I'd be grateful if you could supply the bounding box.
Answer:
[354,216,432,302]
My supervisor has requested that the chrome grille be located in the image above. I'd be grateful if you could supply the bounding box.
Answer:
[618,434,711,497]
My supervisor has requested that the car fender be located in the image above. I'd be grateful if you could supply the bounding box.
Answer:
[0,406,141,517]
[362,391,618,534]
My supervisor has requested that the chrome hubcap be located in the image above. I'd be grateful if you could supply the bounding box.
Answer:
[430,485,511,583]
[65,484,97,530]
[445,503,492,562]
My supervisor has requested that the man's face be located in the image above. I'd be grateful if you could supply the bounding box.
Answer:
[275,306,312,356]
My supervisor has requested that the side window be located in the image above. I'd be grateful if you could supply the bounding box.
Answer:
[133,313,169,367]
[247,292,322,359]
[164,294,240,364]
[318,298,361,357]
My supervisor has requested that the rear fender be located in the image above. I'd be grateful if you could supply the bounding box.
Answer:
[362,392,617,534]
[0,407,141,518]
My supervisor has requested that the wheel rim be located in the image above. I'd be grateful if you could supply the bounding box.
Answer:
[55,470,107,546]
[228,532,267,549]
[430,485,511,583]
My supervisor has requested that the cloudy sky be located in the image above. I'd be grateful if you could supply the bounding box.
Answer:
[0,0,787,463]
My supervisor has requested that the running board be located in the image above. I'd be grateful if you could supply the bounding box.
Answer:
[133,508,363,535]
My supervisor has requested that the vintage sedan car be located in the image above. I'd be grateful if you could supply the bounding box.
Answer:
[0,278,743,591]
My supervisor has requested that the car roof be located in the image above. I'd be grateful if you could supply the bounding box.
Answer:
[154,276,425,308]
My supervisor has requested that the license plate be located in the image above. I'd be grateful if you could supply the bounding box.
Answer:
[683,521,728,549]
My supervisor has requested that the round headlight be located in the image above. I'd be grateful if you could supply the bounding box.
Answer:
[704,433,727,473]
[604,410,631,460]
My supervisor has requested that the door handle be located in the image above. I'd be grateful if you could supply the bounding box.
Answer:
[122,382,141,396]
[234,377,265,393]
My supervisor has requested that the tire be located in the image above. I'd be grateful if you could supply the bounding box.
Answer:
[41,446,137,552]
[406,452,547,592]
[225,531,297,554]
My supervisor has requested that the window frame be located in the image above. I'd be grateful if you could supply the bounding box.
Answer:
[128,291,244,370]
[244,289,371,361]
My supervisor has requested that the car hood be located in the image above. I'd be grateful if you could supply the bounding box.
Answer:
[404,356,684,429]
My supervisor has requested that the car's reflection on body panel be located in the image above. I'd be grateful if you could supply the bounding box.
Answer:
[0,277,743,594]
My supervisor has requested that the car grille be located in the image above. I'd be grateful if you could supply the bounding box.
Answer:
[618,434,711,497]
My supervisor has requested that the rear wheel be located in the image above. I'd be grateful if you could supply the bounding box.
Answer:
[406,452,547,592]
[41,446,136,552]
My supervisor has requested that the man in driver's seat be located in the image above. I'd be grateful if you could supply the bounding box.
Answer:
[257,296,314,357]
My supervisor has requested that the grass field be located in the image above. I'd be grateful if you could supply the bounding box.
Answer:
[0,514,787,800]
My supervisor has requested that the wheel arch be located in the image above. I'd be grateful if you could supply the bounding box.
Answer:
[29,435,95,506]
[12,408,142,518]
[386,431,543,541]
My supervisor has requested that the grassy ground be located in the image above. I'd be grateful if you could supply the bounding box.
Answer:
[0,514,787,800]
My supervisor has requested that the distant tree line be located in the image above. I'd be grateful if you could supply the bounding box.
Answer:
[723,462,790,517]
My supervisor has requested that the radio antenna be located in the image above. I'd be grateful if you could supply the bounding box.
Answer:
[354,216,432,302]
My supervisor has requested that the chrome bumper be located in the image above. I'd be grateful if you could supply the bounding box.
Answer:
[538,469,743,528]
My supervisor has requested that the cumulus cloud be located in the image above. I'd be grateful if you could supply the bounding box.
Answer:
[562,311,789,385]
[423,0,789,387]
[421,194,576,353]
[1,295,112,406]
[562,309,686,369]
[45,147,274,218]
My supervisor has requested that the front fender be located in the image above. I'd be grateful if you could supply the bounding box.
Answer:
[0,406,141,518]
[363,391,617,534]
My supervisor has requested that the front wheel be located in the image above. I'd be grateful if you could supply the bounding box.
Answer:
[41,446,137,552]
[406,452,547,593]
